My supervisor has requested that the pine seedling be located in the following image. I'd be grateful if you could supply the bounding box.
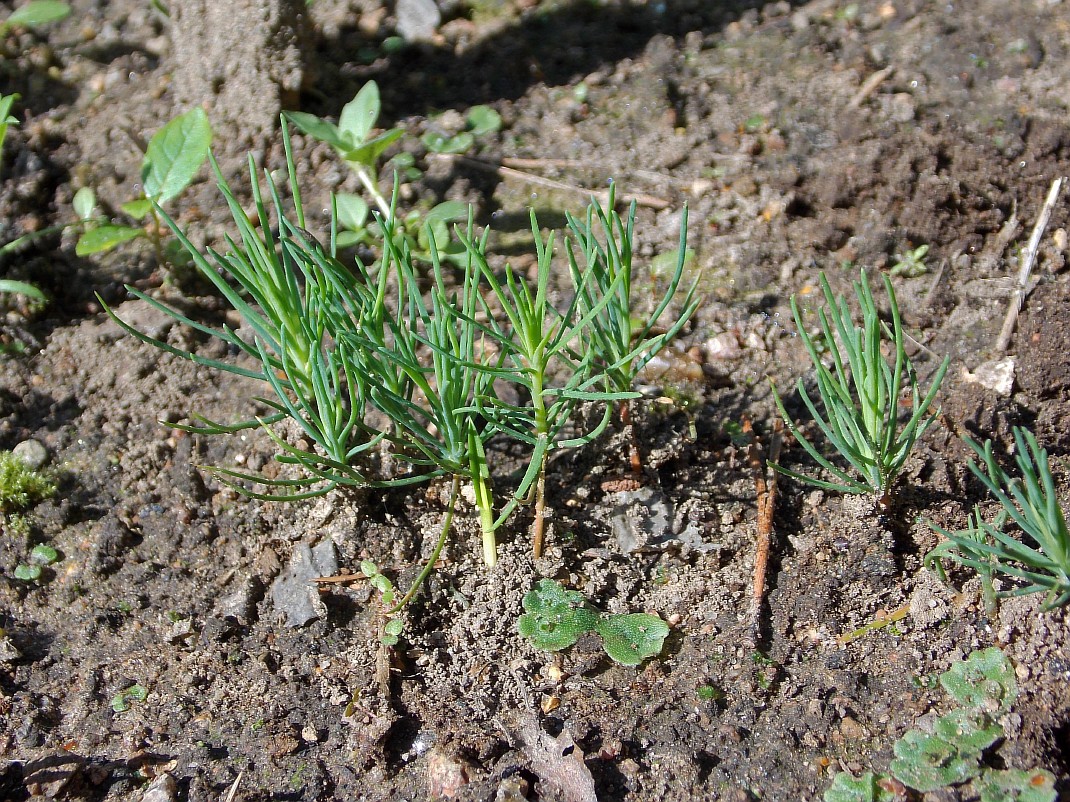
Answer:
[102,121,382,500]
[564,187,699,476]
[458,210,639,557]
[927,428,1070,609]
[773,269,949,502]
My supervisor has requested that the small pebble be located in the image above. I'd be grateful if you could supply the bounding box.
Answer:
[12,439,48,470]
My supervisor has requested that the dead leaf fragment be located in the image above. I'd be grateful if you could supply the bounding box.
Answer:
[512,714,597,802]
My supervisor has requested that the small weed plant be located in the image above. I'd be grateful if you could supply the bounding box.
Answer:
[927,426,1070,609]
[104,121,696,615]
[284,82,480,264]
[76,108,212,269]
[773,270,949,501]
[825,648,1055,802]
[517,579,669,666]
[889,243,929,278]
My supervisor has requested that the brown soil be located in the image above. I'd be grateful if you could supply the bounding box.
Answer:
[2,1,1070,800]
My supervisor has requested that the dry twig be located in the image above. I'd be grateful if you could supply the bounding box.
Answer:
[996,177,1064,352]
[430,153,671,209]
[745,417,784,643]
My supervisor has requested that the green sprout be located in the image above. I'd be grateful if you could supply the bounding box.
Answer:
[517,579,669,666]
[0,92,18,176]
[459,208,641,558]
[889,243,930,278]
[825,649,1055,802]
[12,543,59,582]
[0,1,70,37]
[102,118,695,611]
[421,104,502,155]
[110,683,148,713]
[565,187,699,475]
[76,108,212,269]
[285,82,469,266]
[284,81,402,222]
[359,561,405,645]
[927,428,1070,609]
[773,270,949,501]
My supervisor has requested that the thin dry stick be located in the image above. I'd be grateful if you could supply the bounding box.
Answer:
[746,417,783,643]
[996,177,1065,351]
[621,399,643,477]
[429,153,671,209]
[848,66,894,109]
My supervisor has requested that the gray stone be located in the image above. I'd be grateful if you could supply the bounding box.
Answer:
[396,0,441,42]
[11,439,48,471]
[270,540,338,627]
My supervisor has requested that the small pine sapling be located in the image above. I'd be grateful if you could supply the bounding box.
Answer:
[564,186,699,477]
[773,269,949,504]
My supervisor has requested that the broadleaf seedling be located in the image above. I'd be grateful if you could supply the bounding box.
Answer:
[939,646,1017,714]
[76,108,211,269]
[110,683,148,713]
[517,579,669,665]
[825,648,1055,802]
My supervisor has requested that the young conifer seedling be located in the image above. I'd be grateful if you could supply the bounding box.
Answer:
[565,187,700,478]
[927,427,1070,609]
[773,269,949,505]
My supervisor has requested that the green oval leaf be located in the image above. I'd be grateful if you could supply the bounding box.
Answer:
[422,131,474,155]
[889,730,980,792]
[13,564,42,581]
[467,105,501,136]
[283,111,351,152]
[335,192,369,231]
[142,108,212,204]
[518,579,599,651]
[121,198,153,220]
[76,225,144,256]
[343,127,404,167]
[594,613,669,666]
[73,186,96,221]
[5,1,71,31]
[29,543,59,565]
[940,647,1017,713]
[339,81,381,145]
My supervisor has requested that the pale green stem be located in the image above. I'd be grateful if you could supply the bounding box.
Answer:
[387,474,461,613]
[472,468,497,567]
[352,164,392,222]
